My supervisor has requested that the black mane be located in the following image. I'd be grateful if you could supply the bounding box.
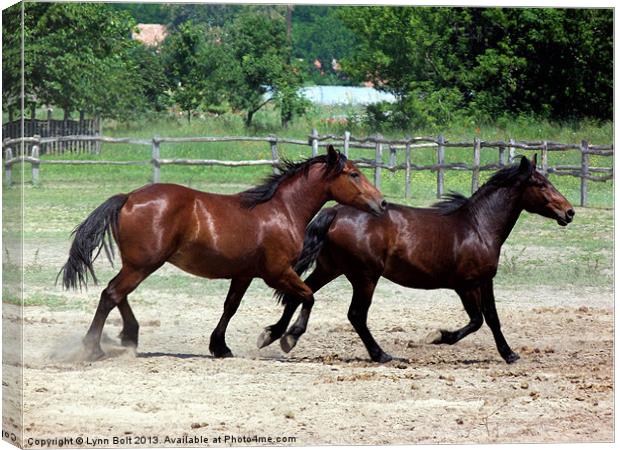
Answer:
[432,163,526,215]
[240,153,347,208]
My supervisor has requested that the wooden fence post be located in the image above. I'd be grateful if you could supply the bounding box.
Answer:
[5,148,13,187]
[47,108,53,155]
[436,134,445,198]
[499,143,507,166]
[374,135,383,189]
[311,128,319,157]
[95,113,102,155]
[541,141,548,176]
[580,140,589,207]
[389,145,397,168]
[269,136,280,175]
[31,144,40,186]
[152,137,161,183]
[472,137,481,193]
[405,142,412,198]
[343,131,350,157]
[509,138,516,163]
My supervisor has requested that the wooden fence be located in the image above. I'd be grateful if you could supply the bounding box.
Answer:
[2,113,101,155]
[2,130,613,207]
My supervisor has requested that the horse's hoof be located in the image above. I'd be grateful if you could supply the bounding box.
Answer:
[504,352,520,364]
[256,328,276,349]
[84,348,106,362]
[211,349,234,358]
[280,334,298,353]
[121,340,138,350]
[372,352,393,364]
[425,329,444,345]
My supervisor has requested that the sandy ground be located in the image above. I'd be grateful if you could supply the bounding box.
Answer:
[2,272,613,448]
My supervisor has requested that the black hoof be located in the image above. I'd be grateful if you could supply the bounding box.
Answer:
[503,352,520,364]
[210,348,234,358]
[371,352,393,364]
[120,338,138,349]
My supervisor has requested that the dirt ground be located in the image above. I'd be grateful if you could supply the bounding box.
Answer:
[2,272,613,448]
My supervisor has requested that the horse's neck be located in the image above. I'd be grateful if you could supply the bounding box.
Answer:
[468,186,523,247]
[273,170,330,231]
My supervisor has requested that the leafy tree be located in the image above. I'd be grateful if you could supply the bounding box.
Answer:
[160,21,224,123]
[291,6,357,85]
[167,4,241,30]
[2,3,23,113]
[221,10,305,127]
[12,3,146,119]
[339,7,613,128]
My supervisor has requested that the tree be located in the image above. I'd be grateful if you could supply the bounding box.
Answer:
[14,3,147,119]
[2,3,24,114]
[338,7,613,127]
[292,6,357,85]
[221,9,305,127]
[161,22,224,123]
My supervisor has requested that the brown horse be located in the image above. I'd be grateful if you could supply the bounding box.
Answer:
[257,155,575,364]
[60,146,386,360]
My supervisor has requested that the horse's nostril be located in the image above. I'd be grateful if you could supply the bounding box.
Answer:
[380,199,388,210]
[567,208,575,218]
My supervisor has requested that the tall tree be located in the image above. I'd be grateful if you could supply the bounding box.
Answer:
[222,9,305,127]
[339,7,613,126]
[161,21,224,123]
[14,3,146,119]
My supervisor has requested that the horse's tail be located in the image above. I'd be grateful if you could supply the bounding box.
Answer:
[275,207,338,303]
[58,194,129,290]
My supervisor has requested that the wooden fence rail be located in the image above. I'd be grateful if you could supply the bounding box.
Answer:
[3,132,613,207]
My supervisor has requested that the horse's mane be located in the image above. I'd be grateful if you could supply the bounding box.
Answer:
[432,164,526,215]
[240,153,347,208]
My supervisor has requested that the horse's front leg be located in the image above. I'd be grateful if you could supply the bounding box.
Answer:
[209,278,252,358]
[480,280,519,364]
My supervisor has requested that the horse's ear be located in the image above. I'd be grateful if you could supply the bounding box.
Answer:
[517,155,534,181]
[326,145,340,166]
[531,153,538,168]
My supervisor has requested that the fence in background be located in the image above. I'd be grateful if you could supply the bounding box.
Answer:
[2,129,613,207]
[2,112,102,154]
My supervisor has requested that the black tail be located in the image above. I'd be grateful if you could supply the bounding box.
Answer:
[58,194,128,290]
[275,207,338,303]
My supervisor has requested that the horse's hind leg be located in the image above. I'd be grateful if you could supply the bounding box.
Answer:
[117,297,139,348]
[426,287,484,346]
[209,278,252,358]
[257,265,339,350]
[83,265,150,360]
[347,275,391,363]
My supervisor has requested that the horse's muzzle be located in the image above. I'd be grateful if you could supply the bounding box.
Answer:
[369,199,388,216]
[557,208,575,226]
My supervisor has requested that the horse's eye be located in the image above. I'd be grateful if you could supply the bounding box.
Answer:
[350,172,360,179]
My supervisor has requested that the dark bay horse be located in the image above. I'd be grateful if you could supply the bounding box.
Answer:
[257,155,575,364]
[60,146,386,360]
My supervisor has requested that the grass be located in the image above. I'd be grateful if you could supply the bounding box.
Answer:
[3,110,614,310]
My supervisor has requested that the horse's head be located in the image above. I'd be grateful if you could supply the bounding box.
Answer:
[324,145,387,216]
[519,155,575,226]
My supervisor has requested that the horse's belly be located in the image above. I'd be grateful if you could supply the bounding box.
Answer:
[167,245,258,279]
[384,256,455,290]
